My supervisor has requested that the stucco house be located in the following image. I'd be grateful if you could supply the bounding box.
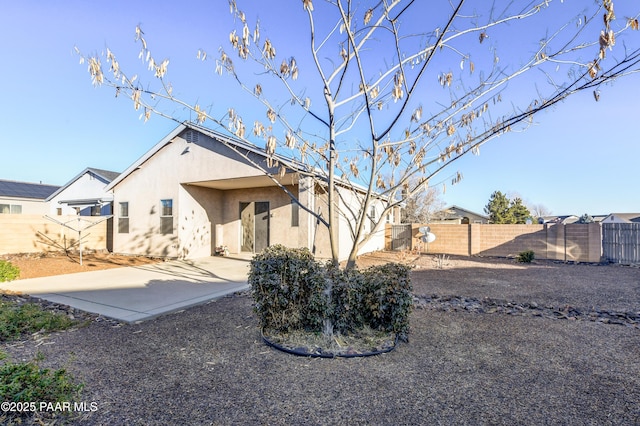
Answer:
[106,122,392,260]
[539,215,579,224]
[0,179,60,215]
[430,205,489,224]
[46,167,120,216]
[602,213,640,224]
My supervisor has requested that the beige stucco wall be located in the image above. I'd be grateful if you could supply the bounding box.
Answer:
[297,176,316,252]
[311,184,387,262]
[178,184,221,258]
[338,187,386,260]
[309,185,332,260]
[113,163,179,257]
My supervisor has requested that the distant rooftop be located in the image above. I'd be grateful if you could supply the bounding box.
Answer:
[607,213,640,223]
[86,167,120,182]
[45,167,121,202]
[0,179,60,200]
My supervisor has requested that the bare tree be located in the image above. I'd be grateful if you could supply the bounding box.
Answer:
[78,0,639,269]
[529,203,553,220]
[401,181,445,224]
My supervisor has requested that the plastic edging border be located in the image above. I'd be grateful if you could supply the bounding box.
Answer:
[261,330,398,358]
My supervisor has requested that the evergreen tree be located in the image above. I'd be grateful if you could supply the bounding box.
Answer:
[485,192,532,224]
[485,191,512,224]
[577,213,594,223]
[509,198,531,224]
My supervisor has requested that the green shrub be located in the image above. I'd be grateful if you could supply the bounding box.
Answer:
[516,250,535,263]
[249,245,329,332]
[328,266,367,334]
[361,263,413,341]
[249,245,413,341]
[0,302,75,341]
[0,351,83,412]
[0,260,20,282]
[329,263,413,341]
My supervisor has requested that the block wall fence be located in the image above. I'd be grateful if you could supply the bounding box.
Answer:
[1,216,604,263]
[0,215,109,255]
[385,223,603,263]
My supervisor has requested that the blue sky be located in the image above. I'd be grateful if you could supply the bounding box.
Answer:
[1,1,639,216]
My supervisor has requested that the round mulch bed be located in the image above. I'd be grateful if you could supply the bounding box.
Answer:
[261,328,398,358]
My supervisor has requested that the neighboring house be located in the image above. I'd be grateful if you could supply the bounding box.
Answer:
[540,214,610,224]
[602,213,640,224]
[430,205,489,224]
[0,179,60,215]
[46,167,120,216]
[539,215,579,224]
[106,122,392,260]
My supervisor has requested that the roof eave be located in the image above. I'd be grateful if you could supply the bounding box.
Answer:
[46,167,116,202]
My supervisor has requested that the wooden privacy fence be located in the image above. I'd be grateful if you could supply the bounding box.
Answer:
[602,223,640,264]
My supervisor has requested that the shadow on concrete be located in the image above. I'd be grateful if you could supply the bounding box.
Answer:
[36,277,249,323]
[0,256,251,323]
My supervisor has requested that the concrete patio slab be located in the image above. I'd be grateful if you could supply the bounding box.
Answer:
[0,256,251,323]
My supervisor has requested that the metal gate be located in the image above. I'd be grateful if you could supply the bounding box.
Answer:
[602,223,640,264]
[391,224,412,251]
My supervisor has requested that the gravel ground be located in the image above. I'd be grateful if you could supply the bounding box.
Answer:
[2,254,639,425]
[1,252,161,279]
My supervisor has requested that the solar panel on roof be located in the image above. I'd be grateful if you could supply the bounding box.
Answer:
[0,180,60,199]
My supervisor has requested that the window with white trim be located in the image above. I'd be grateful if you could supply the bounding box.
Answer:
[0,204,22,214]
[118,202,129,233]
[291,200,299,227]
[160,199,173,235]
[370,205,377,231]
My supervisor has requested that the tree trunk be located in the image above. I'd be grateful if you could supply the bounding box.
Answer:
[322,276,334,336]
[327,105,339,267]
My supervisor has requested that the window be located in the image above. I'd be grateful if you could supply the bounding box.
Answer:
[91,205,101,216]
[0,204,22,214]
[370,205,377,230]
[56,208,62,216]
[160,199,173,235]
[118,202,129,234]
[291,200,299,227]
